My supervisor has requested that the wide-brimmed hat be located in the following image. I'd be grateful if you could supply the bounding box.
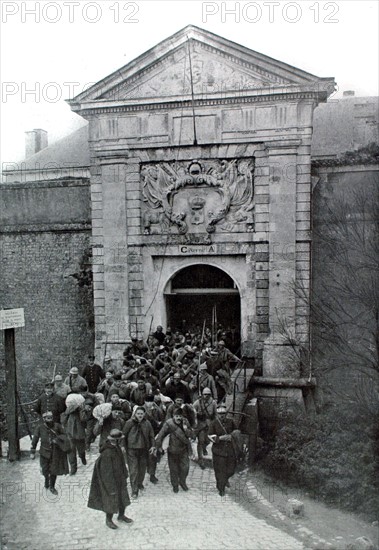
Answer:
[108,429,123,439]
[69,367,79,375]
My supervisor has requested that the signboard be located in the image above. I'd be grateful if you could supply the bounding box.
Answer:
[0,308,25,330]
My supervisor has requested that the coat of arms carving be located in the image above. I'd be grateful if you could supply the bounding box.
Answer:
[141,159,255,235]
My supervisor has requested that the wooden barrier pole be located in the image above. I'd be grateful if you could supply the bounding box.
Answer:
[4,328,20,461]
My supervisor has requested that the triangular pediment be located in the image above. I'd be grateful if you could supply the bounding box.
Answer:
[100,41,290,101]
[70,26,334,107]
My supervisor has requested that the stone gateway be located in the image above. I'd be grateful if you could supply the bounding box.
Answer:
[67,26,334,393]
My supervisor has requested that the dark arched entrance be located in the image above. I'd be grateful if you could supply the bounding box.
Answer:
[164,264,241,352]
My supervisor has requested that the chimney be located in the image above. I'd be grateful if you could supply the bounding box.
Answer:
[25,129,48,159]
[343,90,355,97]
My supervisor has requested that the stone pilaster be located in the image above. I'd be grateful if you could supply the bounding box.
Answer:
[263,141,301,377]
[94,152,130,359]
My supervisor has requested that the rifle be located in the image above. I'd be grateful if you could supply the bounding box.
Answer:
[102,338,108,370]
[69,328,73,372]
[198,319,206,397]
[147,315,154,351]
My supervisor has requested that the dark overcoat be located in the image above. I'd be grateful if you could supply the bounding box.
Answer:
[31,422,69,476]
[87,441,130,514]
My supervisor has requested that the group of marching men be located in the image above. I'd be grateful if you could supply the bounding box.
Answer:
[30,325,244,529]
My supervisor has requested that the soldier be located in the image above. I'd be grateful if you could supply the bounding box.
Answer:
[80,394,96,451]
[82,354,104,394]
[193,387,217,469]
[155,407,193,493]
[122,407,155,498]
[165,372,191,403]
[34,382,66,425]
[30,411,69,494]
[53,374,71,400]
[208,405,243,496]
[97,370,114,401]
[129,379,149,407]
[143,394,165,484]
[152,325,166,345]
[64,367,88,394]
[217,340,241,371]
[166,395,196,428]
[189,363,217,401]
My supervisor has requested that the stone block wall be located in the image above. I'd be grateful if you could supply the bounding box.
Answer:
[0,179,93,405]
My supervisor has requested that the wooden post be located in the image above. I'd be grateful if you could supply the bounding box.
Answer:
[4,328,20,461]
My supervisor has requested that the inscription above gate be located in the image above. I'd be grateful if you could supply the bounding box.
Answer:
[141,159,255,235]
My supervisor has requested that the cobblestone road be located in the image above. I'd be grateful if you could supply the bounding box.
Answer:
[1,441,304,550]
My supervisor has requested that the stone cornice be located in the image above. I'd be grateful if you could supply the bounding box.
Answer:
[0,178,90,189]
[74,90,326,118]
[312,163,379,173]
[0,222,91,234]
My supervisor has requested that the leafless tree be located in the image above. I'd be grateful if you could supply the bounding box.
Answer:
[277,182,379,414]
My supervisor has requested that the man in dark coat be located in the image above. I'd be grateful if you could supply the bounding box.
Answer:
[208,405,243,496]
[129,379,149,407]
[30,411,69,494]
[82,355,104,394]
[152,325,166,345]
[193,388,217,469]
[88,429,133,529]
[165,372,191,403]
[155,407,193,493]
[34,382,66,425]
[122,407,155,498]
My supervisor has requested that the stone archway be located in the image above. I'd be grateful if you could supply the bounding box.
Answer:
[164,264,241,353]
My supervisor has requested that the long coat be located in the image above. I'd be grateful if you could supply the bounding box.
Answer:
[31,422,69,476]
[87,441,130,514]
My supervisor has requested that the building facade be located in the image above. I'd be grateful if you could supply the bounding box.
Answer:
[68,26,334,378]
[1,26,378,414]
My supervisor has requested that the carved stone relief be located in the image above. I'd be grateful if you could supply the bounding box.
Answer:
[102,41,285,101]
[141,158,255,236]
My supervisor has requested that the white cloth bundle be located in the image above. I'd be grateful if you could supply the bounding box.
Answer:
[93,402,112,420]
[65,393,85,410]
